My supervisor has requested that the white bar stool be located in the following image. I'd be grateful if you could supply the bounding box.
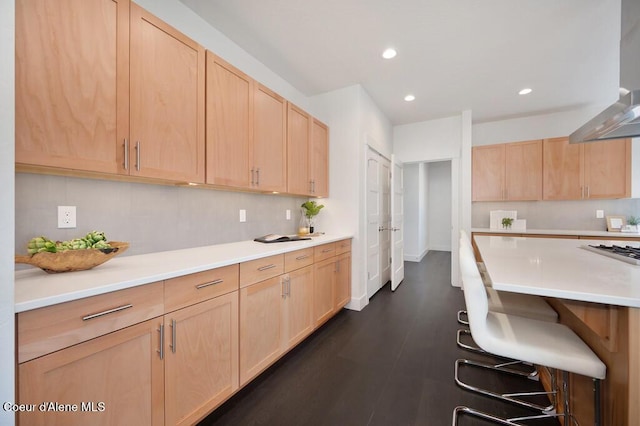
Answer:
[453,239,606,425]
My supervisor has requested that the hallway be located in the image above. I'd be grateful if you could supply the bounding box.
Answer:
[200,251,559,425]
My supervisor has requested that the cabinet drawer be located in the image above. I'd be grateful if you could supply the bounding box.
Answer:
[336,239,351,255]
[165,264,239,312]
[240,254,284,288]
[284,248,314,273]
[17,281,164,363]
[314,243,336,262]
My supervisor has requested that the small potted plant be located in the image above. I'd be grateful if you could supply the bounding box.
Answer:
[501,217,514,230]
[300,201,324,235]
[627,215,639,233]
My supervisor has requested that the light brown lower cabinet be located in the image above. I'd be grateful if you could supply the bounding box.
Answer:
[17,240,351,425]
[164,292,239,426]
[314,249,352,327]
[18,319,164,426]
[239,265,314,385]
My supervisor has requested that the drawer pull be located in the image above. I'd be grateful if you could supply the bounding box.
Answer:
[295,255,309,260]
[321,248,333,253]
[257,264,277,271]
[195,279,224,289]
[82,304,133,321]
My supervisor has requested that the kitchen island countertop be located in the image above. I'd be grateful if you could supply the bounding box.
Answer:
[15,234,352,313]
[472,227,640,238]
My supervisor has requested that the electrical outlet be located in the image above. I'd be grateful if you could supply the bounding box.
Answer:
[58,206,77,228]
[239,209,247,223]
[596,210,604,219]
[286,209,291,220]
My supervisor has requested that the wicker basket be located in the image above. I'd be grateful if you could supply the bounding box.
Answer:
[15,242,129,273]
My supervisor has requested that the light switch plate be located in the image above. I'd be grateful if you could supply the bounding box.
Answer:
[596,210,604,219]
[286,209,291,220]
[239,209,247,222]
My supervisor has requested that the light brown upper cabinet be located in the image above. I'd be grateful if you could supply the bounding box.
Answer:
[206,54,287,192]
[128,4,205,183]
[16,0,205,183]
[472,140,542,201]
[543,137,631,200]
[16,0,129,174]
[311,119,329,197]
[287,104,329,197]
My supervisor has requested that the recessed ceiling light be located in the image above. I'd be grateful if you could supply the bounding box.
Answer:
[519,88,532,95]
[382,48,397,59]
[404,94,415,102]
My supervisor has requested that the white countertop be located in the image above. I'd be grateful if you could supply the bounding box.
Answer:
[472,227,640,238]
[474,235,640,308]
[15,234,352,313]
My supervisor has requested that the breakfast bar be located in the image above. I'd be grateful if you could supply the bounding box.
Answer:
[473,235,640,426]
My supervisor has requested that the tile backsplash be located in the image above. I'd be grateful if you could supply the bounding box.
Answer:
[473,199,640,230]
[15,173,306,262]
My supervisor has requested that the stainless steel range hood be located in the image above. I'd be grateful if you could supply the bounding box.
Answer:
[570,0,640,143]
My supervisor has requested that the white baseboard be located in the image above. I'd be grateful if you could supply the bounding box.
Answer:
[404,248,429,262]
[345,293,369,311]
[429,245,451,252]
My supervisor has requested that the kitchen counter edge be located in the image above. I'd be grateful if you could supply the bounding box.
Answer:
[15,234,353,313]
[471,228,640,238]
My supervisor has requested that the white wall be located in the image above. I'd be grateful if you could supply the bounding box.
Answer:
[311,85,392,310]
[403,163,429,261]
[472,107,608,146]
[1,0,15,423]
[427,161,452,251]
[393,113,470,287]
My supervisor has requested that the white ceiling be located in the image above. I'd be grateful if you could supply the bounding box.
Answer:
[180,0,621,125]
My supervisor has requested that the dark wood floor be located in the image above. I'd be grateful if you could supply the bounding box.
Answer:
[200,251,560,426]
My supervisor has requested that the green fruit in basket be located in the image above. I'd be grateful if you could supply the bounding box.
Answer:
[27,236,57,254]
[86,231,107,244]
[92,240,111,249]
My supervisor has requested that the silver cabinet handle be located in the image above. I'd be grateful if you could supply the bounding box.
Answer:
[322,248,333,253]
[336,260,340,273]
[282,276,287,298]
[287,276,291,296]
[311,180,315,193]
[123,139,129,170]
[170,319,177,354]
[256,168,260,186]
[250,168,255,186]
[258,264,276,271]
[196,279,224,289]
[581,186,584,199]
[586,186,590,198]
[309,180,313,193]
[295,254,309,260]
[82,304,133,321]
[135,141,141,171]
[158,323,164,360]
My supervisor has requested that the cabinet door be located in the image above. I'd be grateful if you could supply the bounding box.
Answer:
[472,145,505,201]
[543,137,583,200]
[130,4,205,183]
[239,276,284,385]
[164,293,239,426]
[283,266,314,350]
[504,140,542,200]
[19,319,164,426]
[253,84,287,192]
[314,258,335,326]
[287,103,312,195]
[310,119,329,197]
[583,138,631,199]
[334,253,351,310]
[206,53,252,188]
[15,0,129,174]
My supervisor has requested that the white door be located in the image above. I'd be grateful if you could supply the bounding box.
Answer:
[366,148,381,299]
[391,157,404,291]
[379,157,392,287]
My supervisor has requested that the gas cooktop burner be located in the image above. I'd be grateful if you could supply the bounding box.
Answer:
[582,244,640,266]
